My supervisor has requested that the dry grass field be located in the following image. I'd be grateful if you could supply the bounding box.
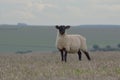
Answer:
[0,51,120,80]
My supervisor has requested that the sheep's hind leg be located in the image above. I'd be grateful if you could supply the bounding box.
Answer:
[83,51,91,61]
[78,50,82,61]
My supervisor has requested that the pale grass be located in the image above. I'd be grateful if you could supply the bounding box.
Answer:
[0,51,120,80]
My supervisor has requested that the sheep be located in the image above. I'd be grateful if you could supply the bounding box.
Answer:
[55,25,91,62]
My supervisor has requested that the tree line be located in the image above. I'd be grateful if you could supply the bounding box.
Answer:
[91,44,120,51]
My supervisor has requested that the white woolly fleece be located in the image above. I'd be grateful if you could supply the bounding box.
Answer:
[56,32,87,53]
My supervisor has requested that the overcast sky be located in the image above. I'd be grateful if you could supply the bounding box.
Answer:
[0,0,120,25]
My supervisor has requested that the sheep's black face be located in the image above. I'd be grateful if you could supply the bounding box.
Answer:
[58,26,66,35]
[55,25,70,35]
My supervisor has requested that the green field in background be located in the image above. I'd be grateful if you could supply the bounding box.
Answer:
[0,25,120,52]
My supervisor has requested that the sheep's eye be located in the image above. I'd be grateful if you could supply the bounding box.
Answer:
[60,27,65,31]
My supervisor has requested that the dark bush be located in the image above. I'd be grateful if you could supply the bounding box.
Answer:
[93,44,100,50]
[16,50,32,54]
[117,44,120,48]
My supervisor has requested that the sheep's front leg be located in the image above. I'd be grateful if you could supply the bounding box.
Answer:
[60,50,64,61]
[64,51,67,62]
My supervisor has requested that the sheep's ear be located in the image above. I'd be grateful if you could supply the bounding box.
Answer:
[65,25,70,29]
[55,25,59,29]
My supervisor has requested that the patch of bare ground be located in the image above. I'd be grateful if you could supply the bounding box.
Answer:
[0,51,120,80]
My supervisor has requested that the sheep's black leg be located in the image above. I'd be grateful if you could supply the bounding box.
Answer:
[83,51,91,61]
[64,51,67,62]
[78,50,82,61]
[60,50,64,61]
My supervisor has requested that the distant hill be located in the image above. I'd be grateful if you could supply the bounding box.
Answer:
[77,25,120,28]
[0,24,120,28]
[0,24,120,52]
